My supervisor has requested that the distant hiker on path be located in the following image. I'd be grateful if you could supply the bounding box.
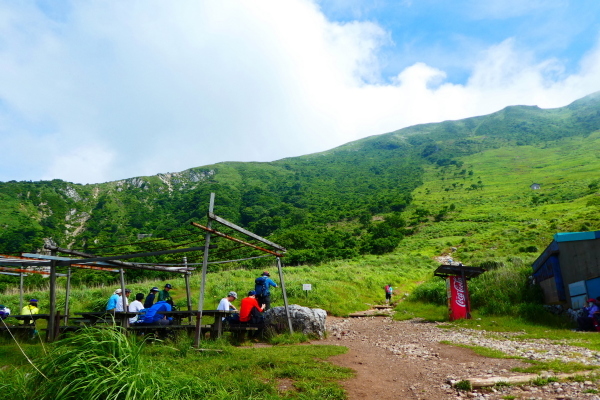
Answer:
[384,284,393,304]
[255,271,278,310]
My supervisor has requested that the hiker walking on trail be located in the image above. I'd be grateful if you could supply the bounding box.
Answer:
[384,284,393,304]
[255,271,278,311]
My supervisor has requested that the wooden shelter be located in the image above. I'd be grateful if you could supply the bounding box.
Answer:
[532,230,600,308]
[0,193,292,343]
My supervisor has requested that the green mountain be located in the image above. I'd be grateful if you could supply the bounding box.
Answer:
[2,92,600,286]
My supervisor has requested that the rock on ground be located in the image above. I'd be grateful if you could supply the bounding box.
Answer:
[264,304,326,338]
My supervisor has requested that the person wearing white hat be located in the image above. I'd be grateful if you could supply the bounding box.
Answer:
[106,289,123,311]
[115,288,131,312]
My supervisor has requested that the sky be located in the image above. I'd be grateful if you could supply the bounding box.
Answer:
[1,0,600,184]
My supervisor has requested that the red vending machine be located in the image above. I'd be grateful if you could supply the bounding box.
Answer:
[434,264,485,321]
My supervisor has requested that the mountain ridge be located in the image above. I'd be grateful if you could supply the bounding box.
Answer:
[1,92,600,287]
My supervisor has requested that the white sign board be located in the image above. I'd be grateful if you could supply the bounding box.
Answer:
[303,284,312,291]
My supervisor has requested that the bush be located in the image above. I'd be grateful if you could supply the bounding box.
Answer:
[409,279,446,305]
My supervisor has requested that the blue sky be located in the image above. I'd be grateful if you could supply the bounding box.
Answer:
[1,0,600,184]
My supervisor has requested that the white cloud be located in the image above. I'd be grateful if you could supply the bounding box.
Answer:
[0,0,599,184]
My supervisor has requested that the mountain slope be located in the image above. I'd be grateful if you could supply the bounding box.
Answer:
[1,92,600,283]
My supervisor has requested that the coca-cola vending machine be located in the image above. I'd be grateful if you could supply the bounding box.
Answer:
[435,264,485,321]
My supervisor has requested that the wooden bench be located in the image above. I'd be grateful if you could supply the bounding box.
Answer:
[226,323,263,340]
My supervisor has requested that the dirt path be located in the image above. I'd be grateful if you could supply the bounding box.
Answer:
[315,316,600,400]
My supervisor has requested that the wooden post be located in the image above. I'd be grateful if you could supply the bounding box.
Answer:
[19,272,24,311]
[119,269,128,328]
[64,267,72,325]
[194,192,215,348]
[48,249,58,342]
[184,257,192,313]
[277,257,293,333]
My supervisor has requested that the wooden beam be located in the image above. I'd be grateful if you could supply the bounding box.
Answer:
[44,245,195,272]
[208,212,286,252]
[191,222,284,258]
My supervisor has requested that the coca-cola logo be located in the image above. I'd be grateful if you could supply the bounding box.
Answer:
[453,278,466,308]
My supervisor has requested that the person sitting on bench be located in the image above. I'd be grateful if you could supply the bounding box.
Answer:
[218,291,239,323]
[239,290,265,324]
[140,301,173,325]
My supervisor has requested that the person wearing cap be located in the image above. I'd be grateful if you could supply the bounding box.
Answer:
[144,287,159,308]
[217,291,239,322]
[129,293,145,324]
[158,284,174,306]
[239,290,265,324]
[577,298,599,331]
[19,299,39,325]
[254,271,278,311]
[115,288,131,312]
[106,289,123,311]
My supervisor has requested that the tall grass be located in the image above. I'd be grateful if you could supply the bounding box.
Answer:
[31,327,161,400]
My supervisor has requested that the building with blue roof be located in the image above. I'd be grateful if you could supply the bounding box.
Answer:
[532,230,600,309]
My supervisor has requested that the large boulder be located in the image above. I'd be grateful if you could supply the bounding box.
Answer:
[264,305,327,338]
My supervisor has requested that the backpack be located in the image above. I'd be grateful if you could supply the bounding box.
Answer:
[255,276,268,296]
[385,285,393,294]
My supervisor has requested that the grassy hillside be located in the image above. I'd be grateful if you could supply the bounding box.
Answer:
[403,131,600,264]
[1,92,600,292]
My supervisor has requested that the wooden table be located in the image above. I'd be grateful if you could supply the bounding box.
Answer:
[1,314,67,339]
[157,310,235,338]
[74,311,139,327]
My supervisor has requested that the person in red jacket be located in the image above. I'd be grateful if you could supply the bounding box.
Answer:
[239,290,265,323]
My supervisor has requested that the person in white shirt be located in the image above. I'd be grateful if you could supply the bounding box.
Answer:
[128,293,145,324]
[217,291,238,321]
[115,288,131,312]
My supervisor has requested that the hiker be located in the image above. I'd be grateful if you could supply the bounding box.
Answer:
[254,271,278,310]
[115,288,131,312]
[19,299,39,325]
[141,301,173,325]
[239,290,264,324]
[576,298,599,331]
[144,287,159,308]
[106,289,122,311]
[384,284,393,304]
[129,293,145,324]
[158,283,174,306]
[0,305,11,320]
[217,291,239,323]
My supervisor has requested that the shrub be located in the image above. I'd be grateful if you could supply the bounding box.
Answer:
[409,279,446,305]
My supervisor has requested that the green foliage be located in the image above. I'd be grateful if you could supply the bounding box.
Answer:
[454,380,472,391]
[0,327,353,400]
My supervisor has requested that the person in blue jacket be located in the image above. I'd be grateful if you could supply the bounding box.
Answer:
[106,289,122,311]
[254,271,278,310]
[141,301,173,325]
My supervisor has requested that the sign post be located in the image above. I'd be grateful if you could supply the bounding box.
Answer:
[303,284,312,300]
